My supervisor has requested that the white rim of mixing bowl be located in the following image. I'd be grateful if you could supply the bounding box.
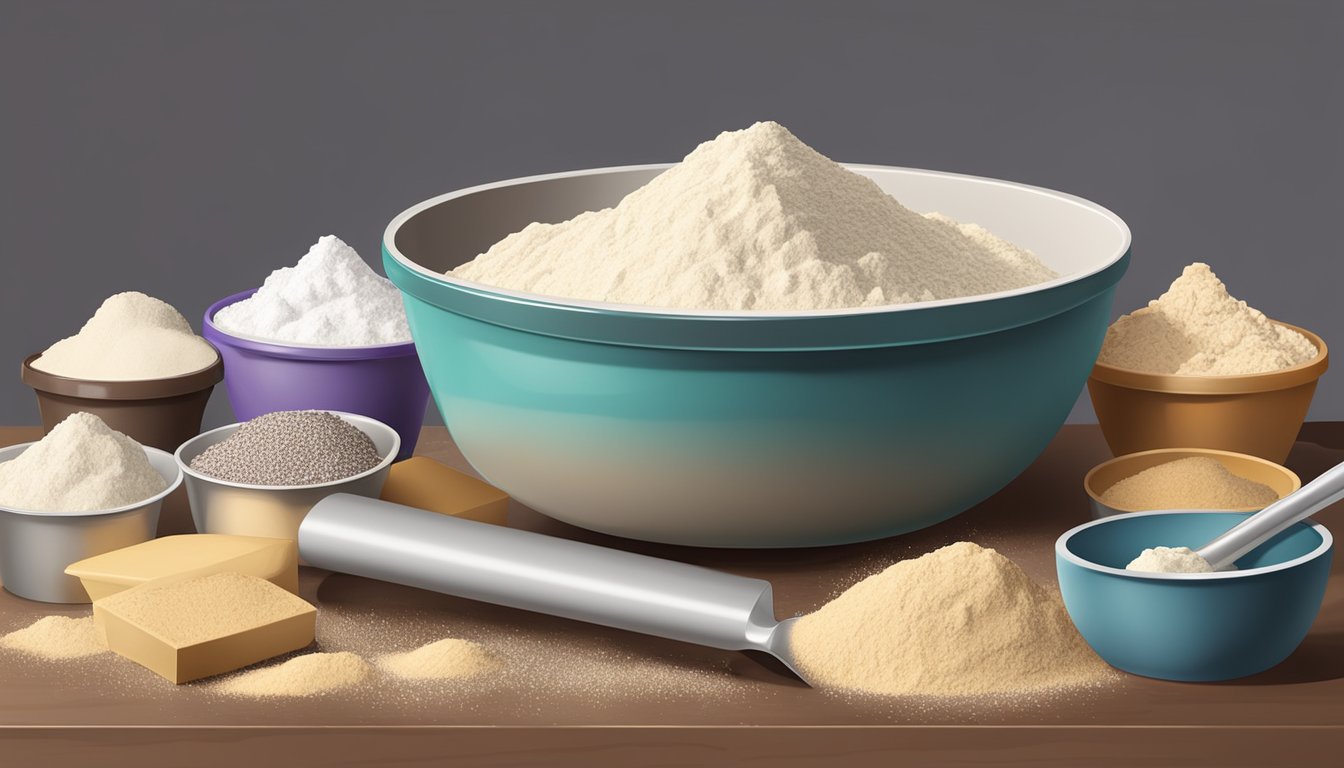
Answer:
[174,411,400,491]
[0,443,183,517]
[384,163,1133,319]
[1056,508,1333,580]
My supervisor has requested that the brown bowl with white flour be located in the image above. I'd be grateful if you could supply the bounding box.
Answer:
[22,292,223,454]
[1089,264,1328,463]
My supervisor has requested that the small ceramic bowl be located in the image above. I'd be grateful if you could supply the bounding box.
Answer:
[21,353,223,453]
[1056,509,1332,681]
[0,443,182,603]
[1087,322,1328,463]
[1084,447,1300,518]
[174,411,399,546]
[204,290,429,460]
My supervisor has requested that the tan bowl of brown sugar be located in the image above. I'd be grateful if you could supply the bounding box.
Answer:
[1084,447,1301,518]
[1087,322,1328,463]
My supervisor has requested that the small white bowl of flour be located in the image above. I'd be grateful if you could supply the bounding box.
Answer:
[0,412,182,603]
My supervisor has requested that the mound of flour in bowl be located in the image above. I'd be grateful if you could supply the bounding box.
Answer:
[1098,262,1317,375]
[32,292,217,380]
[213,235,411,346]
[0,412,167,512]
[452,122,1057,311]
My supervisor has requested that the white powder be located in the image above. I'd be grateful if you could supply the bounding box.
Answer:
[1098,262,1317,375]
[1126,546,1214,574]
[0,412,167,512]
[31,292,217,380]
[452,121,1057,311]
[213,235,411,346]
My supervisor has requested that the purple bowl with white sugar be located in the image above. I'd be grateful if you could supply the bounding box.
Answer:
[204,290,429,460]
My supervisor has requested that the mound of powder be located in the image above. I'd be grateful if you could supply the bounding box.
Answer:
[217,652,371,697]
[1098,262,1317,375]
[1101,457,1279,511]
[32,292,217,380]
[452,121,1057,311]
[376,638,500,681]
[0,616,107,659]
[190,410,381,486]
[1126,546,1214,574]
[0,412,167,512]
[213,235,411,346]
[791,542,1109,697]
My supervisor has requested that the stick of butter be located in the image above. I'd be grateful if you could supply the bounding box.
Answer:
[65,534,298,602]
[94,571,316,684]
[379,457,509,525]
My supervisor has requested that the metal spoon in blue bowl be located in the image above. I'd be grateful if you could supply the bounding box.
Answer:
[1182,461,1344,572]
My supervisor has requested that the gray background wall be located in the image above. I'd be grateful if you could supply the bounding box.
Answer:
[2,0,1340,428]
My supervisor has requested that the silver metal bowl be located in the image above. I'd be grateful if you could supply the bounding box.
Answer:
[174,412,400,546]
[0,444,182,603]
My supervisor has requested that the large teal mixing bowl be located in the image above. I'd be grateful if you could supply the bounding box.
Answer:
[383,165,1130,547]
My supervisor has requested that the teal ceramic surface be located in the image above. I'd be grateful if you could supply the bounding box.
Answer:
[1057,510,1333,681]
[384,164,1131,547]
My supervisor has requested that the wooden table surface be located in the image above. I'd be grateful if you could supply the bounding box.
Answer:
[2,424,1342,766]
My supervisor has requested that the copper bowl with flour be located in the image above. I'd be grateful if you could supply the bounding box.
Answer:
[1088,322,1328,463]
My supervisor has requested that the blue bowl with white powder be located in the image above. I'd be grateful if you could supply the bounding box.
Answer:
[1057,510,1333,681]
[382,162,1131,547]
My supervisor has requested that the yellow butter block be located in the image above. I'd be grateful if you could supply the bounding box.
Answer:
[65,534,298,602]
[380,457,509,525]
[94,571,316,684]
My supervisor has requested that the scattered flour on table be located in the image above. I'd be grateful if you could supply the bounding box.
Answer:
[32,292,217,380]
[377,638,500,681]
[0,615,107,659]
[791,542,1110,697]
[452,121,1057,311]
[213,235,411,346]
[216,652,371,697]
[0,412,167,512]
[1126,546,1214,574]
[1098,262,1317,375]
[1100,456,1279,511]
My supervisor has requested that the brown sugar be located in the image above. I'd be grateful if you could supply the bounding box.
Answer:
[96,571,313,647]
[377,638,500,681]
[0,615,107,659]
[216,652,371,697]
[1101,457,1278,511]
